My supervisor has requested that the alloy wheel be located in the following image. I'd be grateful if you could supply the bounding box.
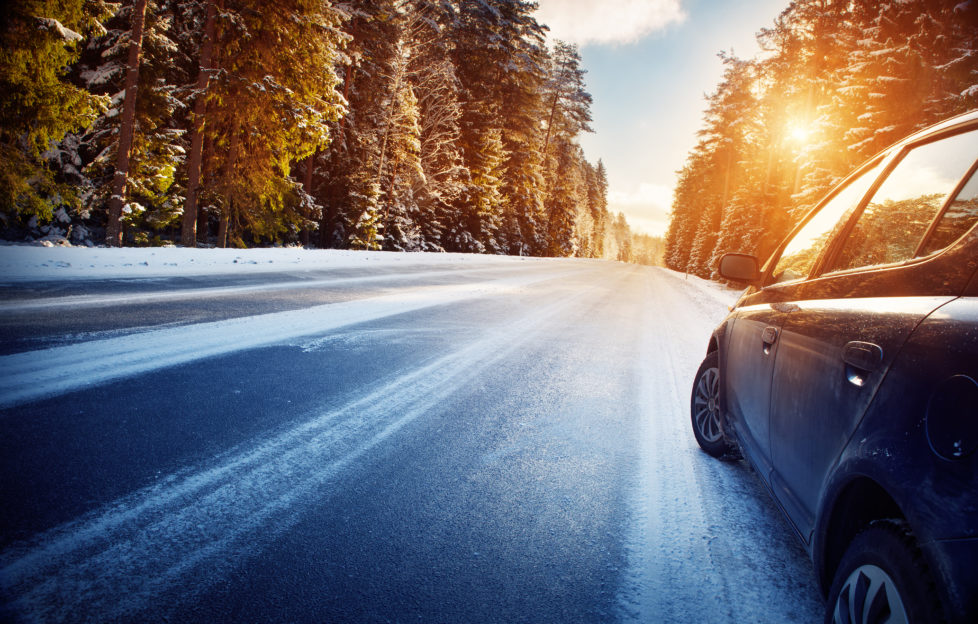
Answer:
[832,564,909,624]
[692,366,722,443]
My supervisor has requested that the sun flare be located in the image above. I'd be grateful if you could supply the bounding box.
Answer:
[787,122,811,142]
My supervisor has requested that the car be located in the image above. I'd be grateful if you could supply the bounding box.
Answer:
[690,109,978,624]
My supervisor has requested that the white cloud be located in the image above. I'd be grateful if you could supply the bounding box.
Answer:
[608,183,674,236]
[535,0,686,46]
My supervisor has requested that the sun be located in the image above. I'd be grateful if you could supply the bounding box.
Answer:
[787,121,811,142]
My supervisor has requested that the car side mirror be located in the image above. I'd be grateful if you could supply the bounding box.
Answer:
[719,253,760,284]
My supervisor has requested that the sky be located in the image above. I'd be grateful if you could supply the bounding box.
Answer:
[535,0,790,236]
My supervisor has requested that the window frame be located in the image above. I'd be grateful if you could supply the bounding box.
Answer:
[758,153,892,290]
[913,158,978,258]
[757,117,978,292]
[816,127,978,279]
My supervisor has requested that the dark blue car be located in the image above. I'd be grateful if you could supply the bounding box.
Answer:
[691,110,978,624]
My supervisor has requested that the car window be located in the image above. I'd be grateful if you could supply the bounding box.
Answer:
[770,159,885,284]
[917,165,978,256]
[829,129,978,273]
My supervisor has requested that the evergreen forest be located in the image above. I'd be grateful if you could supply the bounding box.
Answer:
[1,0,640,260]
[664,0,978,278]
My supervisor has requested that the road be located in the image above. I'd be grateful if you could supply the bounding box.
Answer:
[0,254,824,622]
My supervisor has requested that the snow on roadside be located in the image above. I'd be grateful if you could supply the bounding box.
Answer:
[0,244,551,283]
[652,266,744,308]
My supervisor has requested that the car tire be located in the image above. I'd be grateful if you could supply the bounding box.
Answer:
[825,521,943,624]
[690,351,729,457]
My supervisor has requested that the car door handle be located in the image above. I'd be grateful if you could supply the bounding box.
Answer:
[843,341,883,371]
[843,341,883,386]
[761,326,779,355]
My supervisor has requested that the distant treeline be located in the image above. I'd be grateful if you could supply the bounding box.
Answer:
[664,0,978,278]
[1,0,643,261]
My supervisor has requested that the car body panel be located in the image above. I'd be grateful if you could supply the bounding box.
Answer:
[813,296,978,623]
[721,306,786,473]
[769,295,954,541]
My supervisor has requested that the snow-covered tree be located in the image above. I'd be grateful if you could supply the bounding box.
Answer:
[197,0,347,247]
[0,0,111,227]
[666,0,978,276]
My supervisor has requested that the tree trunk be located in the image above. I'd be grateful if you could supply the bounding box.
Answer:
[542,57,572,159]
[217,204,230,248]
[217,123,240,249]
[300,154,314,245]
[376,54,406,189]
[105,0,149,247]
[339,64,353,137]
[180,0,219,247]
[384,152,401,232]
[541,89,560,159]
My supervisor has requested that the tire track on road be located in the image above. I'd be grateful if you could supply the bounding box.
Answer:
[0,267,514,313]
[620,268,822,623]
[0,264,626,623]
[0,266,586,409]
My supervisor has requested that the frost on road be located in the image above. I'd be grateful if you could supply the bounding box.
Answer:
[0,249,824,623]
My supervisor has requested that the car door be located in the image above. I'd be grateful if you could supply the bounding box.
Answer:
[723,157,889,473]
[767,127,978,543]
[722,303,787,472]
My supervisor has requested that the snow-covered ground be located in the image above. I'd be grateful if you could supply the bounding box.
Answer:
[0,244,551,283]
[0,246,820,623]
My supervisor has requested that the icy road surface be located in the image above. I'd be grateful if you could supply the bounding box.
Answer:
[0,249,824,622]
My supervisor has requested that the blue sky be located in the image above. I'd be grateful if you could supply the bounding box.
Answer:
[536,0,789,236]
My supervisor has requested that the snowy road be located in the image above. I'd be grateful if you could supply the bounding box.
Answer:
[0,250,824,622]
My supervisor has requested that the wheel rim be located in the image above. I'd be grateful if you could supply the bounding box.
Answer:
[693,366,722,443]
[832,564,909,624]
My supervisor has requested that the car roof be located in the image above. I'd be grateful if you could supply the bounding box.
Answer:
[898,109,978,146]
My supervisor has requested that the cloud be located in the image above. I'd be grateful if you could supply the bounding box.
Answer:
[608,183,674,236]
[535,0,686,46]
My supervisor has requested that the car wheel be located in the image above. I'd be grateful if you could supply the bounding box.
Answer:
[690,351,729,457]
[826,521,943,624]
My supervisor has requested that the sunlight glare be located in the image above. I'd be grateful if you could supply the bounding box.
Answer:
[787,121,810,143]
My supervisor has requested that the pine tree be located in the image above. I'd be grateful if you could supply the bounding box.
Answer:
[373,0,464,252]
[406,0,465,251]
[541,41,592,156]
[105,0,148,246]
[0,0,111,225]
[610,212,632,262]
[664,157,705,271]
[588,159,610,258]
[73,0,188,246]
[1,0,629,254]
[379,77,425,250]
[348,174,383,250]
[538,39,593,257]
[456,125,505,253]
[450,0,550,254]
[197,0,347,246]
[543,140,586,257]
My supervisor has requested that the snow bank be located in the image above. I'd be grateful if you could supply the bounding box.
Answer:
[652,266,744,308]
